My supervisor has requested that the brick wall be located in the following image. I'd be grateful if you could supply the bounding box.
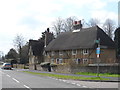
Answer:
[51,65,119,74]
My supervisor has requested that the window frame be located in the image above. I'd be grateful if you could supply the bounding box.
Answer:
[83,49,89,55]
[59,59,63,64]
[83,58,88,64]
[56,58,63,64]
[72,49,77,55]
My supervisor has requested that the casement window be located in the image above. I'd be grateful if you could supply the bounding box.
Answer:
[51,59,54,63]
[56,59,59,64]
[73,58,81,64]
[83,49,89,55]
[56,58,63,64]
[76,59,81,64]
[72,50,77,55]
[59,51,63,56]
[83,58,88,64]
[59,59,63,64]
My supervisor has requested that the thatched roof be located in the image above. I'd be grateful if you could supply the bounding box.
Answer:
[45,26,115,51]
[29,40,44,56]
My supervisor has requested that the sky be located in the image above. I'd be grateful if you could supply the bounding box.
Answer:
[118,1,120,26]
[0,0,119,55]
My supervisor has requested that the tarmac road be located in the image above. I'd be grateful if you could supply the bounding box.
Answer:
[1,69,119,90]
[1,69,85,89]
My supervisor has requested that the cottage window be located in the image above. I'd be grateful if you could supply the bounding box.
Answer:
[56,59,59,64]
[83,49,89,55]
[72,50,77,55]
[59,51,63,55]
[83,58,88,64]
[73,58,81,64]
[56,58,63,64]
[76,59,81,64]
[59,59,63,64]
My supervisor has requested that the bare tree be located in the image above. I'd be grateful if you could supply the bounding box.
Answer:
[13,34,26,63]
[88,18,100,27]
[63,16,77,32]
[52,17,64,36]
[103,19,116,39]
[52,16,78,36]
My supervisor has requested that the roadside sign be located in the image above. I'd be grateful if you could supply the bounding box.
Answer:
[96,47,100,54]
[95,40,99,44]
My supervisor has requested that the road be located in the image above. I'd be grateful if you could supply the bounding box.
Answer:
[1,69,87,89]
[0,69,119,90]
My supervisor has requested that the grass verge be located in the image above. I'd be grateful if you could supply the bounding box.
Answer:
[75,72,120,77]
[23,71,110,81]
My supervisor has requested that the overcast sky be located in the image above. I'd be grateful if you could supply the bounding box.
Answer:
[0,0,119,55]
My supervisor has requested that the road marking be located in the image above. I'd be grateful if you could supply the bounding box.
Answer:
[24,85,32,90]
[6,75,11,77]
[76,84,81,86]
[12,78,20,83]
[24,85,30,88]
[83,85,87,88]
[48,77,88,88]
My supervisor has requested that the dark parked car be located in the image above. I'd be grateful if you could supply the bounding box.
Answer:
[1,63,12,70]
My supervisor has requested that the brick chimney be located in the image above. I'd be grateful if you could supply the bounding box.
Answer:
[73,20,82,30]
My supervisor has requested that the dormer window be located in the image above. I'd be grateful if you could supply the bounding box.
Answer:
[72,50,77,55]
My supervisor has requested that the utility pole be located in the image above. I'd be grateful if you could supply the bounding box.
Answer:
[96,38,100,77]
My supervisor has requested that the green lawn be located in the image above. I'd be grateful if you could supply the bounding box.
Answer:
[75,72,120,77]
[23,71,110,81]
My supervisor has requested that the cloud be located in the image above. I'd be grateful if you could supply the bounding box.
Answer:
[91,10,118,23]
[0,0,118,54]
